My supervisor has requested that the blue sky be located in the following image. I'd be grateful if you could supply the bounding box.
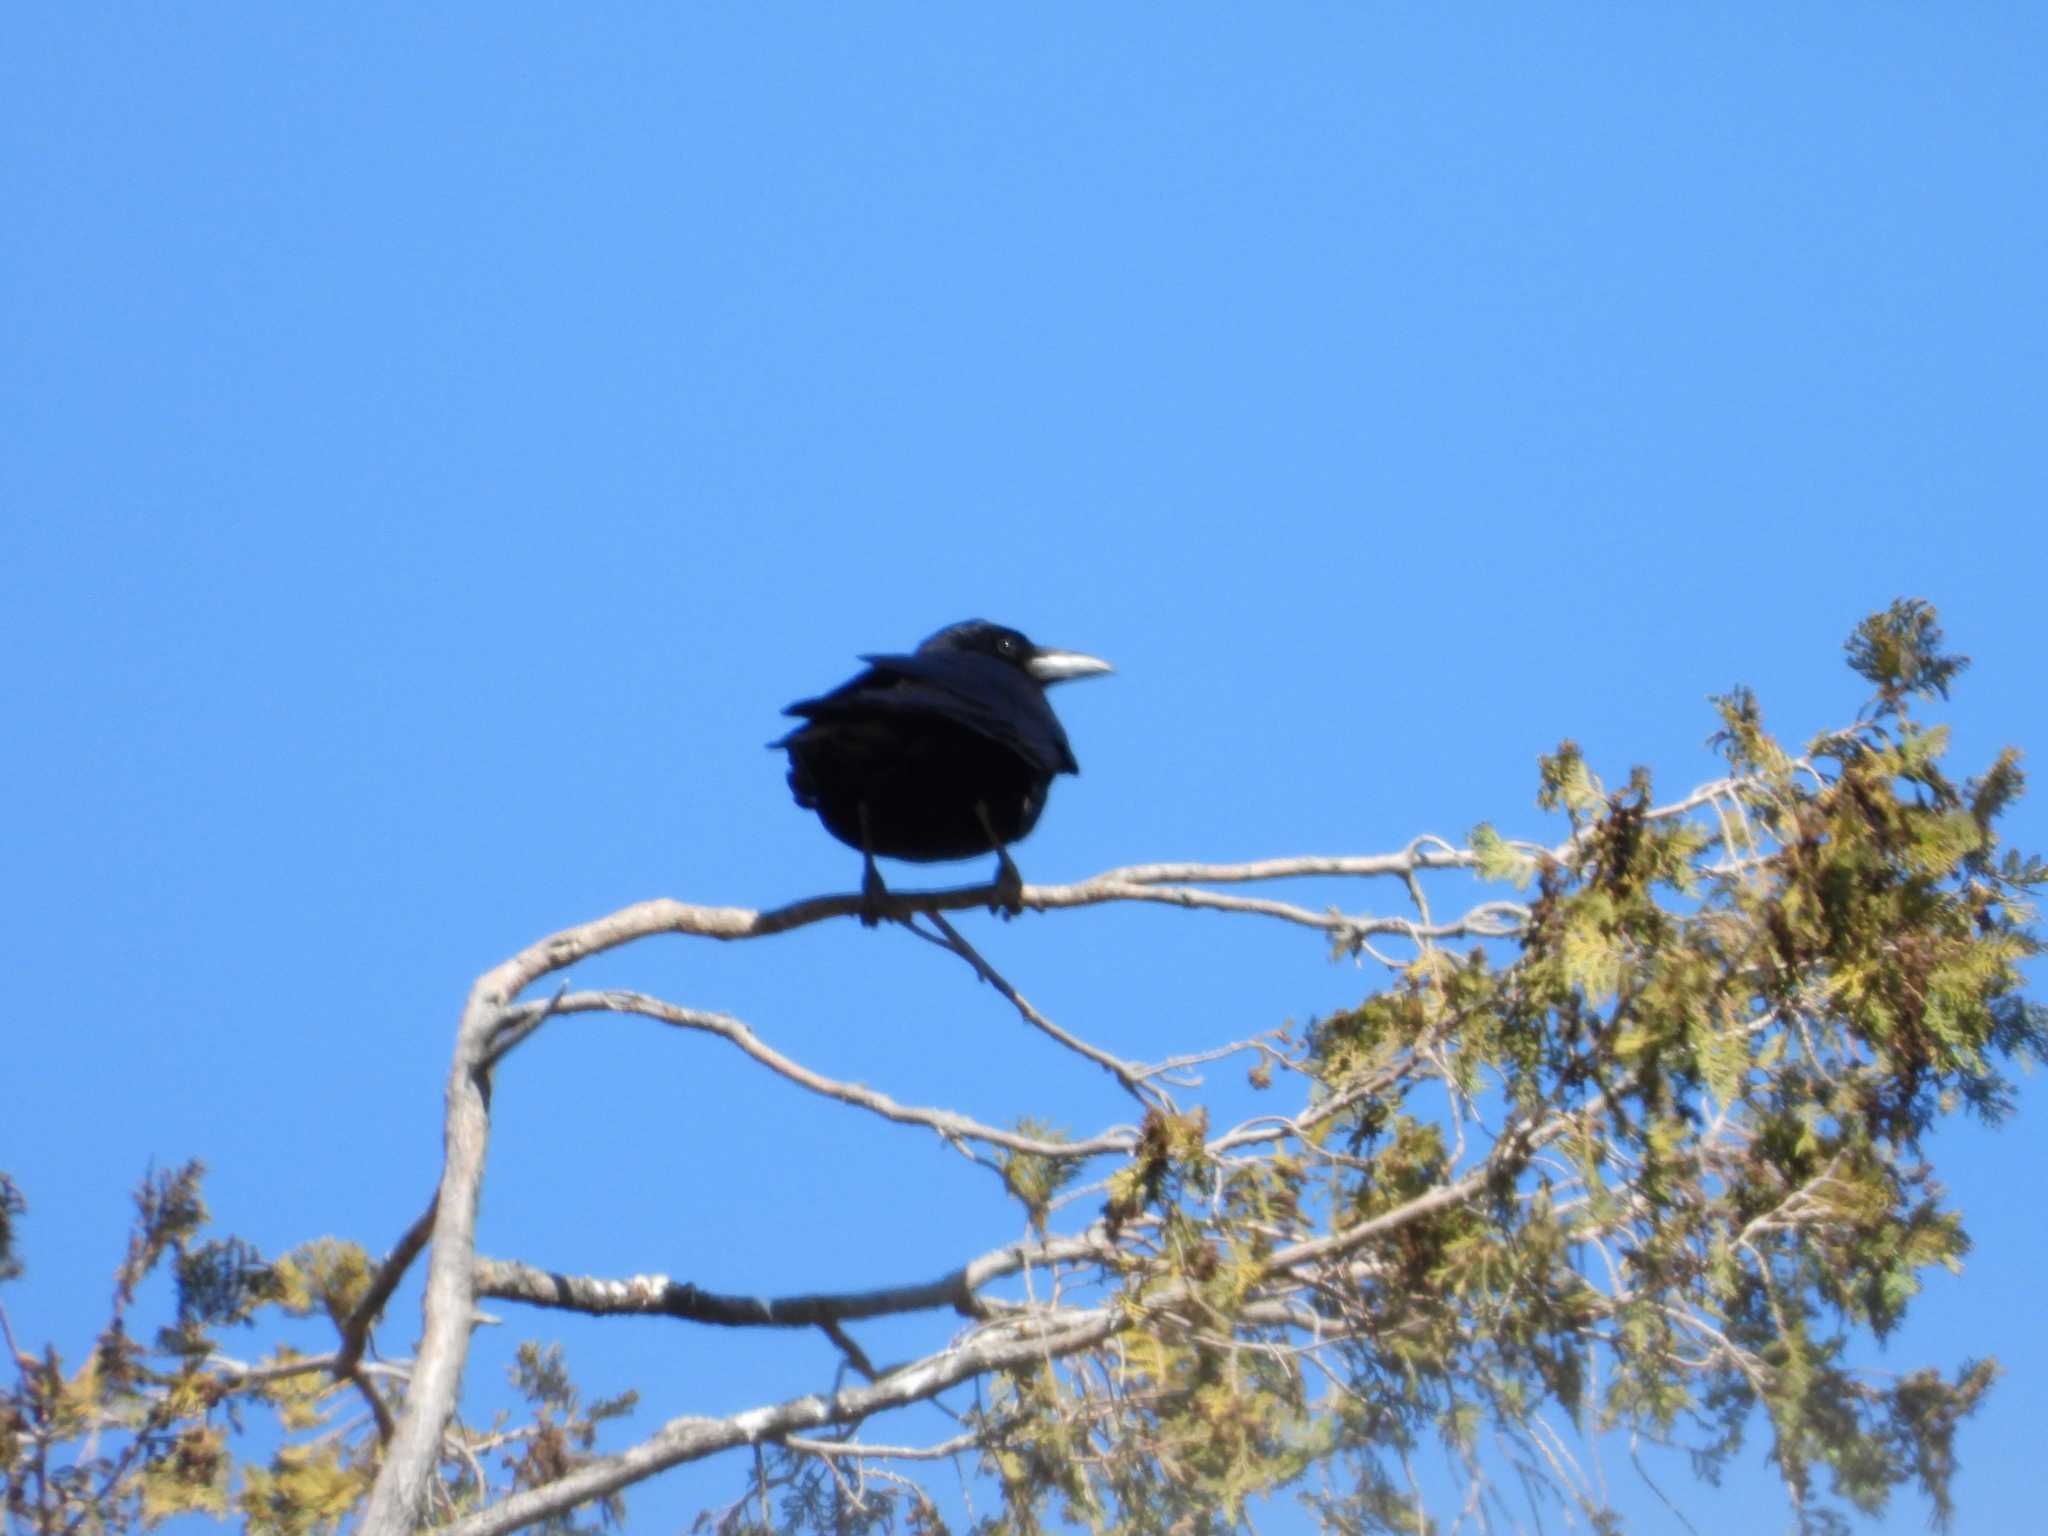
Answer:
[3,7,2043,1532]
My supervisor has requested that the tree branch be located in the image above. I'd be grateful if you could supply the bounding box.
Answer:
[922,911,1159,1105]
[472,1230,1112,1328]
[357,985,499,1534]
[335,1191,438,1377]
[434,1313,1121,1536]
[782,1428,983,1461]
[502,990,1135,1161]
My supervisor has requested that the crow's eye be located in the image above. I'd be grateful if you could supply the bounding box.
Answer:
[998,637,1018,655]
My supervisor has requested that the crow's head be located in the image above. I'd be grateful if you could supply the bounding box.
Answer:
[918,620,1114,686]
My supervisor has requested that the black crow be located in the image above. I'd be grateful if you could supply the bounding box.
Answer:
[776,620,1112,923]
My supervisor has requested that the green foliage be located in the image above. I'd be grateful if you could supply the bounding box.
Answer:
[115,1163,209,1313]
[999,1120,1085,1234]
[1469,823,1537,889]
[3,1161,273,1535]
[950,601,2039,1536]
[500,1343,638,1536]
[1845,597,1969,717]
[239,1445,373,1536]
[0,1170,634,1536]
[270,1239,374,1329]
[1102,1108,1212,1237]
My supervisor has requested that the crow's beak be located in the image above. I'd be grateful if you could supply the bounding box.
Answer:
[1027,648,1114,685]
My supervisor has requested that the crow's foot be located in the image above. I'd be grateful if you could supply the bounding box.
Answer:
[990,848,1025,919]
[859,854,889,928]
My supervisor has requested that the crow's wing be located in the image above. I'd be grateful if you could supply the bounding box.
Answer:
[780,651,1078,776]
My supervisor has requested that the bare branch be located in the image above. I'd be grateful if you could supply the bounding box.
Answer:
[472,1230,1115,1329]
[335,1190,437,1377]
[347,1363,399,1446]
[204,1350,410,1391]
[1086,780,1756,889]
[434,1313,1122,1536]
[922,911,1159,1105]
[1036,878,1526,951]
[515,990,1135,1161]
[357,984,498,1534]
[783,1428,982,1461]
[819,1318,879,1382]
[1090,847,1481,885]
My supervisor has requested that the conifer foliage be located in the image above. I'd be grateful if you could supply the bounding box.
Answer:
[3,601,2041,1535]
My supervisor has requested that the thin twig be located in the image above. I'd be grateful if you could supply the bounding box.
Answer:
[514,989,1136,1160]
[782,1429,982,1462]
[820,1319,879,1382]
[924,911,1158,1106]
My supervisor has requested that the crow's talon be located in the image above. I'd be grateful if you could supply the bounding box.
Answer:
[860,856,889,928]
[991,851,1025,919]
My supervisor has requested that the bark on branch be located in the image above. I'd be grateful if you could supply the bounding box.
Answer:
[473,1229,1113,1328]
